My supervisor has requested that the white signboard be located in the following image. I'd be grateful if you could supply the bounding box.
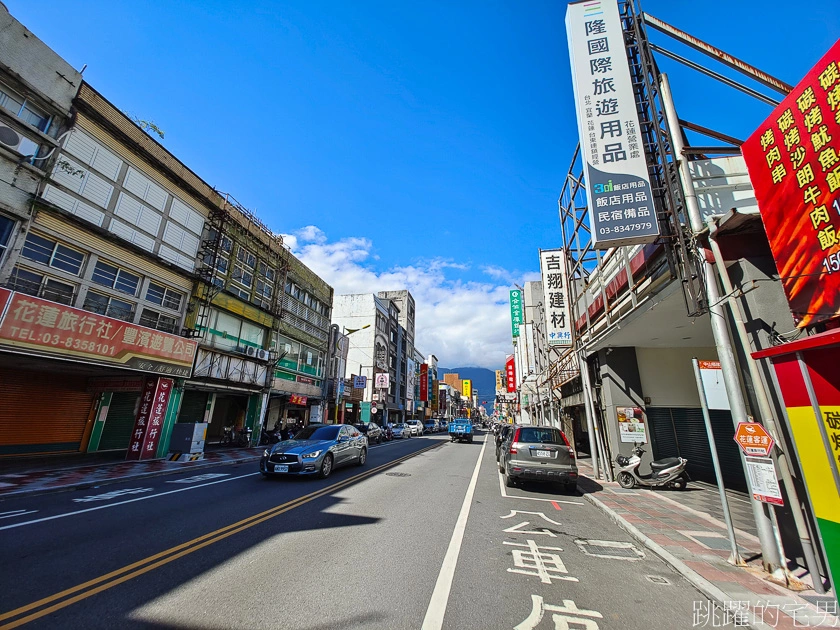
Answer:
[525,323,537,375]
[374,372,390,389]
[745,457,784,506]
[698,360,730,410]
[540,249,573,346]
[406,358,415,402]
[566,0,659,248]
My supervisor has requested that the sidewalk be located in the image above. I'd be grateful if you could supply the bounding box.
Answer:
[577,459,838,629]
[0,446,263,498]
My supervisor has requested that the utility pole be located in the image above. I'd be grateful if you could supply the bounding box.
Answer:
[660,73,783,576]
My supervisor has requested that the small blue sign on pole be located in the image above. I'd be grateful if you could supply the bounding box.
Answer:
[353,375,367,389]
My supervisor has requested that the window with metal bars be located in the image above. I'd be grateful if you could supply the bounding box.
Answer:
[20,232,85,276]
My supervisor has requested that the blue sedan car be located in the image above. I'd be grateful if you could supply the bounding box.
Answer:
[260,424,367,479]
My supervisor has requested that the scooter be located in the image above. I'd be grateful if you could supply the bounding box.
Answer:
[615,443,689,490]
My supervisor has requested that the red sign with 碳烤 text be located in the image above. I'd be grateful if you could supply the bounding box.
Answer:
[419,363,428,401]
[505,355,516,393]
[742,39,840,327]
[126,377,174,460]
[0,291,197,376]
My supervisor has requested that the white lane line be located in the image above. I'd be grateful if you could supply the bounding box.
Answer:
[497,471,583,506]
[0,472,260,532]
[0,509,37,519]
[421,435,487,630]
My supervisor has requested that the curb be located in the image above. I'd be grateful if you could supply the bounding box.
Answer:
[582,489,774,630]
[0,454,262,501]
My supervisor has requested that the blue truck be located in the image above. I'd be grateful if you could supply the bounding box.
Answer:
[448,416,473,443]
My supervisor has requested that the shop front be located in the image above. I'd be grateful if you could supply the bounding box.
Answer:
[0,287,197,458]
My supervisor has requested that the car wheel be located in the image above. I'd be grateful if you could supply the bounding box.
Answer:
[318,454,334,479]
[499,461,504,473]
[503,468,516,488]
[617,471,635,489]
[356,447,367,466]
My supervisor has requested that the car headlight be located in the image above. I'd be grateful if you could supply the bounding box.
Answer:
[302,450,322,459]
[263,449,270,457]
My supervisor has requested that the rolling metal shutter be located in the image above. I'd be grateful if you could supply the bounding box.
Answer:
[646,407,680,459]
[178,390,208,423]
[97,392,140,451]
[0,368,95,455]
[670,408,716,483]
[710,410,748,491]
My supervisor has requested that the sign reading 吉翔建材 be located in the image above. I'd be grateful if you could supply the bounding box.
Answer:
[742,39,840,327]
[566,0,659,248]
[0,291,197,377]
[540,249,573,346]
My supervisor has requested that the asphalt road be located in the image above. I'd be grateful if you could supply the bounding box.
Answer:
[0,430,729,630]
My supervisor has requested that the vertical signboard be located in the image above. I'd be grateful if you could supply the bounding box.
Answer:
[617,406,648,443]
[566,0,658,248]
[496,369,504,393]
[431,379,440,412]
[505,354,517,393]
[462,379,472,398]
[406,358,415,402]
[126,377,174,460]
[540,249,573,346]
[524,323,537,375]
[742,39,840,327]
[509,289,523,338]
[419,363,429,401]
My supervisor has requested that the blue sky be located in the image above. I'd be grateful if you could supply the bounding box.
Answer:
[8,0,839,369]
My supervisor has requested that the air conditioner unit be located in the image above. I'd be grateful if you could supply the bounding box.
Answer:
[245,345,258,358]
[0,122,39,157]
[256,349,270,362]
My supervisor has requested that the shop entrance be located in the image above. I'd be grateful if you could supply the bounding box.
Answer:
[207,394,249,443]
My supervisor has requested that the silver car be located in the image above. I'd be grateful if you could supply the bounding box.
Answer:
[499,425,578,492]
[391,423,411,439]
[406,419,424,436]
[260,424,367,479]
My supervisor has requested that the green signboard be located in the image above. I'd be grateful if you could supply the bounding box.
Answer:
[510,289,523,338]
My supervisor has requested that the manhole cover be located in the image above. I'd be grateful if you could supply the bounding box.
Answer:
[646,575,671,585]
[575,539,645,560]
[386,472,411,477]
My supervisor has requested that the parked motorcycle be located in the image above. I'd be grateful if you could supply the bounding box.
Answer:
[615,443,689,490]
[259,427,282,446]
[382,424,393,441]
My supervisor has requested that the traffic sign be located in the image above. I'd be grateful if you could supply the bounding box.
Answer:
[734,422,774,457]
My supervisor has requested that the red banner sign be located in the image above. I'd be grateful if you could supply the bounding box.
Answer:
[127,377,174,460]
[505,355,516,393]
[742,39,840,327]
[0,291,197,376]
[419,363,428,401]
[290,394,307,406]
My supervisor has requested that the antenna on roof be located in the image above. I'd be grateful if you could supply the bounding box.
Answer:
[79,64,87,75]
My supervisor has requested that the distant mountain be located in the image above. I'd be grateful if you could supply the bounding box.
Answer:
[438,367,497,403]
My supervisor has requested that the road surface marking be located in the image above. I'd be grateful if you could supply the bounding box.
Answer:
[72,488,153,503]
[497,472,583,506]
[551,501,562,510]
[0,473,258,532]
[421,435,487,630]
[0,510,37,520]
[0,442,443,629]
[505,539,579,584]
[166,473,230,484]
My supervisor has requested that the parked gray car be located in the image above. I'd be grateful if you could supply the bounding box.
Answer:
[260,424,367,479]
[391,423,411,439]
[499,425,578,492]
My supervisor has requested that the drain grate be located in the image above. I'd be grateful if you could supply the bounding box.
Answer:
[575,539,645,560]
[646,575,671,585]
[386,472,411,477]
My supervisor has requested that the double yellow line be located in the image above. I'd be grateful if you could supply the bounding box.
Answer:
[0,442,443,629]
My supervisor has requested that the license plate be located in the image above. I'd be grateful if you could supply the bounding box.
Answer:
[535,450,551,458]
[274,464,289,473]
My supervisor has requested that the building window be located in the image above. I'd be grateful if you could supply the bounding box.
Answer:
[253,278,273,308]
[0,215,13,263]
[229,284,250,300]
[231,263,253,289]
[91,260,141,296]
[236,246,256,269]
[258,261,275,282]
[139,308,178,333]
[0,81,49,132]
[20,232,85,275]
[83,291,134,321]
[145,282,183,311]
[9,267,74,305]
[208,229,233,254]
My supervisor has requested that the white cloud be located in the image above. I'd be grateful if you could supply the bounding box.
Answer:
[287,229,515,369]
